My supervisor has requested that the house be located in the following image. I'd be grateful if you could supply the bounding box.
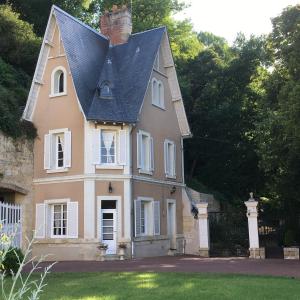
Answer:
[22,4,192,260]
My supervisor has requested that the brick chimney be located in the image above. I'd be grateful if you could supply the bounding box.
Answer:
[100,5,132,45]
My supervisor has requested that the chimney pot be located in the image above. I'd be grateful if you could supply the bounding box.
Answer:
[100,5,132,45]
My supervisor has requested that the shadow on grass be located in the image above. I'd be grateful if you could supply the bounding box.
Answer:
[3,272,300,300]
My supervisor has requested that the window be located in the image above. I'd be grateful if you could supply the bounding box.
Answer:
[164,140,176,178]
[92,129,127,166]
[135,198,160,237]
[44,129,72,171]
[52,204,67,237]
[56,134,64,168]
[51,67,67,96]
[35,200,78,239]
[152,78,164,109]
[100,130,116,164]
[99,83,112,98]
[137,130,154,174]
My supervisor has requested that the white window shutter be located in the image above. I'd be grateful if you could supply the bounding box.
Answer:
[153,201,160,235]
[44,134,51,170]
[173,143,176,176]
[164,140,168,175]
[137,132,142,169]
[64,131,72,168]
[92,129,101,165]
[150,137,154,171]
[134,199,141,237]
[46,204,52,238]
[118,129,127,165]
[35,204,46,238]
[67,201,78,238]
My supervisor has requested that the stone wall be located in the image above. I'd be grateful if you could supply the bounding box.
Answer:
[0,131,34,249]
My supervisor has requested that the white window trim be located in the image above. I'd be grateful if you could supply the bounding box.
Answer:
[137,197,154,237]
[165,139,176,179]
[99,130,117,166]
[46,128,70,173]
[138,130,153,175]
[50,66,67,97]
[151,77,165,110]
[45,198,70,239]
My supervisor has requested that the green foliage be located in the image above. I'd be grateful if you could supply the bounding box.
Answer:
[0,4,41,75]
[2,248,24,275]
[180,34,268,201]
[254,5,300,234]
[0,57,36,138]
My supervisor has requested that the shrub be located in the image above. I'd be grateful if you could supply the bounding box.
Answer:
[2,247,24,275]
[284,229,296,246]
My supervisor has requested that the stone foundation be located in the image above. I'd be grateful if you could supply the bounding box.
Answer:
[284,247,299,260]
[199,248,209,257]
[0,133,33,250]
[249,247,265,259]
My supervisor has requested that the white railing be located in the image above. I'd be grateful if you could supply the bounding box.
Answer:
[0,202,22,248]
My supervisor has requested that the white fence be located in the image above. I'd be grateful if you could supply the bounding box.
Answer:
[0,202,22,248]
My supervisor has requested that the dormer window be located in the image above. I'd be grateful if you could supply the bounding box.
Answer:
[152,77,164,109]
[51,66,67,97]
[99,82,113,99]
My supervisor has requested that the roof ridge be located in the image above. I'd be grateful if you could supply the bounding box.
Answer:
[52,5,108,41]
[131,26,166,36]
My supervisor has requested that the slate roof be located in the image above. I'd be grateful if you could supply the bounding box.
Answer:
[54,6,165,123]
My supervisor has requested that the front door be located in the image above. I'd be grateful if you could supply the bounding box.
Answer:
[100,209,117,254]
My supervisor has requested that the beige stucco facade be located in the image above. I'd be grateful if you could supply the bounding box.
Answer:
[25,12,190,261]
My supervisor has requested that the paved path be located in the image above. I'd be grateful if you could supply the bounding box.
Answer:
[24,256,300,278]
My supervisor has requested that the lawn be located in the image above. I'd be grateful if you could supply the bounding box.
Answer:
[2,272,300,300]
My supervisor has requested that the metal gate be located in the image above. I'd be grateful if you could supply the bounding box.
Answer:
[258,218,284,259]
[0,202,22,248]
[209,211,249,257]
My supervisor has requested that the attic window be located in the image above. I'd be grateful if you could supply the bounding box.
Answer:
[99,82,112,98]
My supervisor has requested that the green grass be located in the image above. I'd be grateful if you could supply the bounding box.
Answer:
[3,272,300,300]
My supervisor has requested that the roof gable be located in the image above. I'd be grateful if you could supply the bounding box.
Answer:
[22,5,190,137]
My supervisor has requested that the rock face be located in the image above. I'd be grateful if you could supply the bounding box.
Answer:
[0,132,34,248]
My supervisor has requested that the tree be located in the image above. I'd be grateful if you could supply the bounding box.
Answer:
[181,34,268,201]
[0,4,41,75]
[255,5,300,239]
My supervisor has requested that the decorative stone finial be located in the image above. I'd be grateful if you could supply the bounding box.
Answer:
[249,192,254,201]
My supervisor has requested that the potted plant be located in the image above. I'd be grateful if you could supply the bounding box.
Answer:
[118,243,127,260]
[98,243,108,261]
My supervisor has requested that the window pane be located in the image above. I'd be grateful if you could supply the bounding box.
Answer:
[103,220,113,226]
[103,227,113,233]
[59,72,64,93]
[103,213,113,220]
[103,234,113,240]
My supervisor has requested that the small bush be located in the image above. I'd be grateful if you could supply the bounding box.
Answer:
[2,247,24,275]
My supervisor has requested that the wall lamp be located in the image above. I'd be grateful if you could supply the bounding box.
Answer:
[108,182,113,193]
[170,186,176,194]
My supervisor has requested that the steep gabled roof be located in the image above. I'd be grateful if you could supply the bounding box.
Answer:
[87,27,165,123]
[54,6,109,116]
[23,5,191,136]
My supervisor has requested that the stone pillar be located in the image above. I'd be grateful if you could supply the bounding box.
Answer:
[196,202,209,257]
[245,193,265,259]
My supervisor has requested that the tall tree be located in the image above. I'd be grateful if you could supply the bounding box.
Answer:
[255,5,300,237]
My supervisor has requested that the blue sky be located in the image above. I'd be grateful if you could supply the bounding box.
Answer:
[174,0,299,43]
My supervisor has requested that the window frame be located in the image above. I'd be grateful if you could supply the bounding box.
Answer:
[138,198,153,237]
[138,130,153,175]
[151,77,165,109]
[45,128,71,173]
[164,139,176,178]
[50,66,67,97]
[100,130,117,166]
[55,133,65,170]
[51,203,68,238]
